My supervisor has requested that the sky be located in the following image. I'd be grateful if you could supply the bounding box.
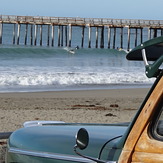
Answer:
[0,0,163,20]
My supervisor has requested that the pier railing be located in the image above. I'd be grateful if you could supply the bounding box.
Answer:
[0,15,163,50]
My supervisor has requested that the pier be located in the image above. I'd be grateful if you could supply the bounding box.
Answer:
[0,15,163,50]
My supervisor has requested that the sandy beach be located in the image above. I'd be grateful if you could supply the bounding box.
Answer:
[0,88,149,132]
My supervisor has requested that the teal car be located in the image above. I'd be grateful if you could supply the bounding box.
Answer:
[6,36,163,163]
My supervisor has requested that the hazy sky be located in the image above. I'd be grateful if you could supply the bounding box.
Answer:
[0,0,162,20]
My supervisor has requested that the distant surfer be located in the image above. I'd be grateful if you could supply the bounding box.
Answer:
[75,46,79,50]
[69,49,75,54]
[63,46,79,54]
[68,46,79,54]
[117,47,129,53]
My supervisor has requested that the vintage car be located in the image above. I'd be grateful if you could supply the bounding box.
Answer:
[6,36,163,163]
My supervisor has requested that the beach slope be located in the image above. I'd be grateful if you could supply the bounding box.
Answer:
[0,88,149,132]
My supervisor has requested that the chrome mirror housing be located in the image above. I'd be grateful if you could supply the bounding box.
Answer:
[76,128,89,150]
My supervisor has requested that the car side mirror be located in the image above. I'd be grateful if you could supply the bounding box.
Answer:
[74,128,107,163]
[76,128,89,150]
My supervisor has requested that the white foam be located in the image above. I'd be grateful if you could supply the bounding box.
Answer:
[0,71,154,87]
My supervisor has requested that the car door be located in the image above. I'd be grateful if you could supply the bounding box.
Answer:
[118,76,163,163]
[132,104,163,162]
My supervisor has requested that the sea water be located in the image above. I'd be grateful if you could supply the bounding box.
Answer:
[0,44,154,92]
[0,24,155,92]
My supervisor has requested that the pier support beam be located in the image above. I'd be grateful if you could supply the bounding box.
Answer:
[40,25,42,46]
[68,24,72,47]
[113,27,116,49]
[0,22,3,44]
[148,27,151,40]
[120,27,123,49]
[81,26,85,48]
[161,29,163,36]
[88,25,91,48]
[30,24,33,45]
[65,26,68,47]
[17,23,21,45]
[95,27,98,48]
[58,26,60,47]
[153,28,157,38]
[100,26,104,48]
[108,26,111,48]
[13,24,16,44]
[34,24,38,46]
[140,28,143,43]
[135,28,138,47]
[47,25,50,46]
[24,24,28,45]
[127,26,130,51]
[51,24,54,46]
[61,26,63,46]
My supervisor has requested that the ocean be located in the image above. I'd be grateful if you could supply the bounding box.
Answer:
[0,24,155,92]
[0,44,154,92]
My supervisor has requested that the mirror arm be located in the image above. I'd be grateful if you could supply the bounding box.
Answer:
[74,145,84,158]
[74,145,107,163]
[142,48,149,66]
[141,49,163,78]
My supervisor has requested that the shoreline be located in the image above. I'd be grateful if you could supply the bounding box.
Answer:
[0,88,149,132]
[0,87,149,98]
[0,83,152,93]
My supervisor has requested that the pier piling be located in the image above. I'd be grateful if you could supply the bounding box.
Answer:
[100,26,104,48]
[153,28,157,38]
[148,27,151,40]
[107,27,111,49]
[140,28,143,43]
[13,24,16,44]
[40,25,43,46]
[161,29,163,35]
[95,27,98,48]
[88,25,91,48]
[68,24,72,47]
[51,24,54,46]
[30,24,33,45]
[34,24,38,46]
[24,24,28,45]
[135,28,138,47]
[58,25,61,47]
[120,27,123,49]
[81,26,85,48]
[65,26,67,47]
[127,27,130,51]
[47,25,50,46]
[113,27,116,49]
[17,23,21,45]
[0,23,3,44]
[61,26,63,47]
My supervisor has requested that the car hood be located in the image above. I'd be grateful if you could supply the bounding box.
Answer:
[8,123,128,161]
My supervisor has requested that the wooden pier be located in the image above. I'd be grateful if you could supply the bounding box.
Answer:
[0,15,163,50]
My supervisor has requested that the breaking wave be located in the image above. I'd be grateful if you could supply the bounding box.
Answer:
[0,45,154,92]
